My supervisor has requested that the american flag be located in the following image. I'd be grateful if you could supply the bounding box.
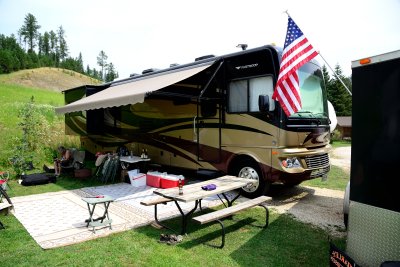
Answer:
[272,16,319,116]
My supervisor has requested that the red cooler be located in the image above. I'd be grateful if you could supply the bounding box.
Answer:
[146,171,164,188]
[160,174,185,189]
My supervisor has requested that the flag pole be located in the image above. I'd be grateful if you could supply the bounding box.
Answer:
[284,10,352,96]
[318,53,352,96]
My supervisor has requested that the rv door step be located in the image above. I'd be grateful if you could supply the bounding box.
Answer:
[196,169,222,179]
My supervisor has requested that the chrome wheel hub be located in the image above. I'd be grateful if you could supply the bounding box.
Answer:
[238,167,259,193]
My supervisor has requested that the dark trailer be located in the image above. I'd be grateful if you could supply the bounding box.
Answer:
[346,50,400,266]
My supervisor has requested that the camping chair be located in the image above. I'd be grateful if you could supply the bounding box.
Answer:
[0,171,11,193]
[61,149,86,174]
[0,186,13,229]
[97,154,120,183]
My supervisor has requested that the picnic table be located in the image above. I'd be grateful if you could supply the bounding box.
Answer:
[152,175,255,235]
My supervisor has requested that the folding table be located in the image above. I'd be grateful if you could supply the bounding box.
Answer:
[82,195,114,233]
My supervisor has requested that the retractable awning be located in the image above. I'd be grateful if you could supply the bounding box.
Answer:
[55,61,215,114]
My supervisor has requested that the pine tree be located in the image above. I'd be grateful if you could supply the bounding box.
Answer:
[49,30,58,66]
[105,62,118,82]
[77,52,84,73]
[0,34,25,72]
[97,50,108,81]
[57,26,68,61]
[327,64,352,116]
[86,64,91,76]
[42,32,50,55]
[18,13,41,53]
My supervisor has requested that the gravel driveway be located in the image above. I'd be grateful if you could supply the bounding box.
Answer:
[266,146,351,237]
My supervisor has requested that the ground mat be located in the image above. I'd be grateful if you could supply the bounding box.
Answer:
[10,183,225,249]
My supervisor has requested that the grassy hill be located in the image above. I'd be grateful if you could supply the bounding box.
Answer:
[0,67,100,92]
[0,68,99,173]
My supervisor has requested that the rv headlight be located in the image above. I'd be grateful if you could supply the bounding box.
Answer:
[282,157,301,168]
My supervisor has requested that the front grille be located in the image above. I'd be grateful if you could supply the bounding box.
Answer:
[305,153,330,169]
[310,166,330,178]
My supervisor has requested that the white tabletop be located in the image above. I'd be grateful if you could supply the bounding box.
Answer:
[153,175,255,203]
[119,156,151,164]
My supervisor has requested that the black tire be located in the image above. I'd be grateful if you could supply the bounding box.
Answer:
[233,158,268,198]
[283,181,302,187]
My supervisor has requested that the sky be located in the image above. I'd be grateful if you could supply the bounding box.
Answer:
[1,0,399,79]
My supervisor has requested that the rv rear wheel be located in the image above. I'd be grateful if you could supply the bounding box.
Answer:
[234,159,268,198]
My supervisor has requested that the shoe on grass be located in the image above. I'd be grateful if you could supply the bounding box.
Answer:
[158,233,170,243]
[166,235,183,245]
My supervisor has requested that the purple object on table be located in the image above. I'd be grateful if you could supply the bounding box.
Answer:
[201,184,217,191]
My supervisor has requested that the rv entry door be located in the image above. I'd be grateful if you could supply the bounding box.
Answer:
[196,100,221,163]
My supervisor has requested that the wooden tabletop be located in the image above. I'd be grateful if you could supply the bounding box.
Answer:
[153,175,255,203]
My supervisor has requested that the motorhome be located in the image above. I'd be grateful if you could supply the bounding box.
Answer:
[56,45,332,198]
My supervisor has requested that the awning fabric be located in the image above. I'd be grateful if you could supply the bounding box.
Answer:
[55,61,214,114]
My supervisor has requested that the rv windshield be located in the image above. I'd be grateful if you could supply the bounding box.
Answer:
[290,62,327,118]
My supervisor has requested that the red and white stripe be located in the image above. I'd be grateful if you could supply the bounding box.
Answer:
[273,34,319,116]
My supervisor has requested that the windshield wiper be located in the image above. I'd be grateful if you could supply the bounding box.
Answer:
[313,112,328,117]
[294,111,314,118]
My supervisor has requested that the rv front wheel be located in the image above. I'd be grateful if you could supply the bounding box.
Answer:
[234,159,268,198]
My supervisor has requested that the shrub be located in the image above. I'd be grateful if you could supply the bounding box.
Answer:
[6,96,80,178]
[331,129,342,141]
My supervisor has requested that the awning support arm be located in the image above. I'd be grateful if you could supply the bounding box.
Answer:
[198,60,224,100]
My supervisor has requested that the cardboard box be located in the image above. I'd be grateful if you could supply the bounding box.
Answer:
[129,172,146,187]
[160,174,185,189]
[146,171,165,188]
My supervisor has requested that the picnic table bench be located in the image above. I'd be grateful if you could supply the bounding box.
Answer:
[0,186,13,229]
[140,196,173,230]
[192,195,271,248]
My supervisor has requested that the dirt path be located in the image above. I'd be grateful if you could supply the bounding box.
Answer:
[265,146,351,237]
[267,184,346,237]
[330,146,351,174]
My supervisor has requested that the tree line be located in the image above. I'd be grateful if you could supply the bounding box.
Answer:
[1,13,351,115]
[323,65,352,116]
[0,13,118,82]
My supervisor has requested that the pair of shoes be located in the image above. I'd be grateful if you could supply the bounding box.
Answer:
[166,234,183,245]
[158,234,183,245]
[159,233,170,243]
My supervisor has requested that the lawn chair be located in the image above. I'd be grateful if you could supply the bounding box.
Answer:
[97,154,119,183]
[61,149,86,174]
[0,186,13,229]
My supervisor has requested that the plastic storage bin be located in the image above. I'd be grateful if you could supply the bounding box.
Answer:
[129,172,146,187]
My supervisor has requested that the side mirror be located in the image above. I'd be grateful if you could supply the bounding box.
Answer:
[258,95,270,112]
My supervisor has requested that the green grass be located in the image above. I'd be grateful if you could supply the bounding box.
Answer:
[0,200,345,267]
[331,140,351,148]
[0,82,80,172]
[0,170,347,266]
[302,165,349,191]
[0,83,63,136]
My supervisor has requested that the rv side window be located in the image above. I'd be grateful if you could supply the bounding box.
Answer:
[228,76,274,113]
